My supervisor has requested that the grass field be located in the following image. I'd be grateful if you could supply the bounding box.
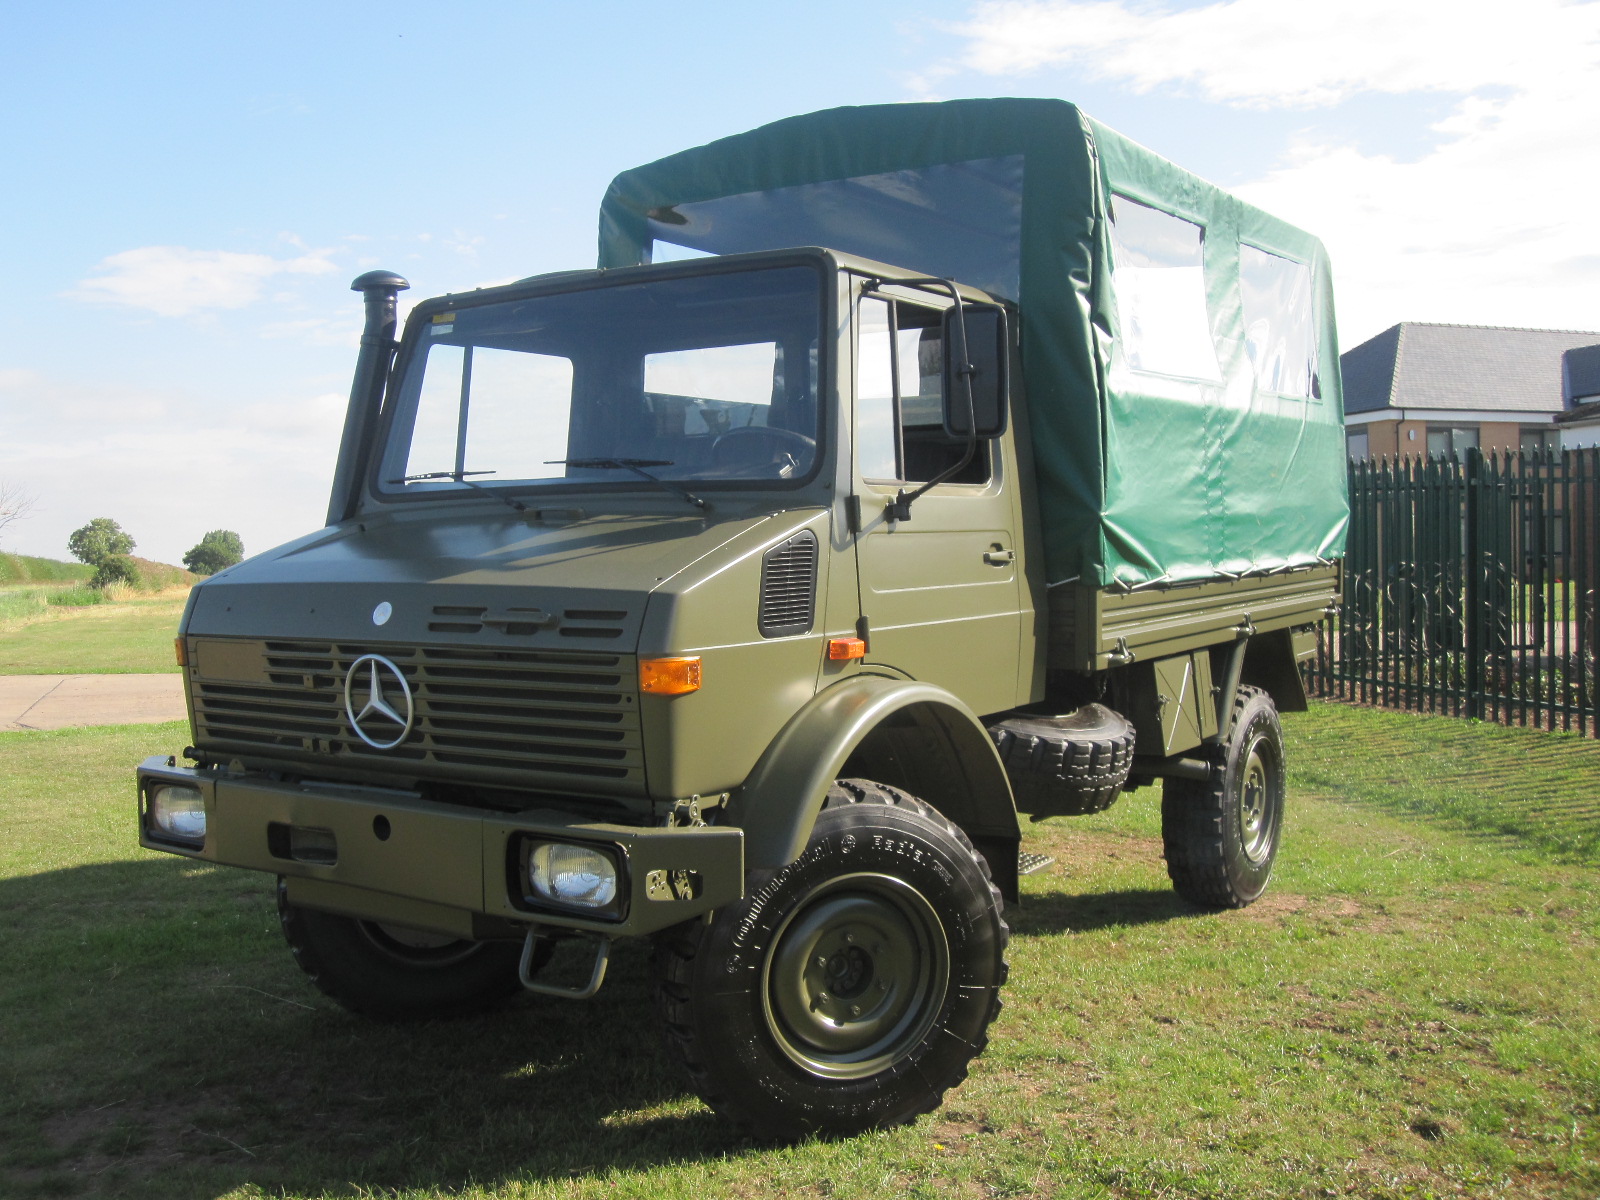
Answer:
[1,707,1596,1200]
[0,590,187,674]
[0,553,94,586]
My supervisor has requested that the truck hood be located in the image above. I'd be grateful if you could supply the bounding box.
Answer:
[185,508,774,652]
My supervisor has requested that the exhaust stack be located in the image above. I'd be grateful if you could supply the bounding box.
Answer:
[326,270,409,526]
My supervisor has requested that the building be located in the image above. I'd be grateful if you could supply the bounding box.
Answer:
[1340,323,1600,459]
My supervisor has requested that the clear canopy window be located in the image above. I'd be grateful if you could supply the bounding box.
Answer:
[647,157,1025,301]
[1108,196,1221,382]
[1239,245,1318,398]
[380,266,823,497]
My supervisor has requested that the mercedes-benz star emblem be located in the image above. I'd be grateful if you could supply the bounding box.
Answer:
[343,654,415,750]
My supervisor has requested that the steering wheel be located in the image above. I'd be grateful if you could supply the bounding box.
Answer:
[711,426,818,474]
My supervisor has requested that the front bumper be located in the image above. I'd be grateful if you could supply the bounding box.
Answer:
[136,756,743,940]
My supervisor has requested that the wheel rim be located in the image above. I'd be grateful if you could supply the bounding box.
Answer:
[1237,733,1281,865]
[355,921,483,968]
[762,873,951,1079]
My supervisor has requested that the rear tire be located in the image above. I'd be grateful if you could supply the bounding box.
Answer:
[1161,686,1284,909]
[652,780,1008,1139]
[277,879,538,1020]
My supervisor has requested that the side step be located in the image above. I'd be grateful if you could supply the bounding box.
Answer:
[1019,851,1056,876]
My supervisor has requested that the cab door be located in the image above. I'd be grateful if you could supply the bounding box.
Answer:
[850,284,1023,716]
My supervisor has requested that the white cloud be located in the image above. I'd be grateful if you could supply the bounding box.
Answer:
[935,0,1600,342]
[943,0,1595,108]
[70,245,340,317]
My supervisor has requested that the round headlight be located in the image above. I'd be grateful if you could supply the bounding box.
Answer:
[528,842,618,909]
[149,784,207,841]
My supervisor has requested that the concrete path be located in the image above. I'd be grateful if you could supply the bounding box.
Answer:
[0,674,185,732]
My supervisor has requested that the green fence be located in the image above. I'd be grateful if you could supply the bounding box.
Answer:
[1308,448,1600,736]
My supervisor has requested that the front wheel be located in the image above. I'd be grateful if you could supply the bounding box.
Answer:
[653,780,1008,1139]
[277,880,537,1020]
[1161,686,1285,909]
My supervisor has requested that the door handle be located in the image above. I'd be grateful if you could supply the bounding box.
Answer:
[983,548,1015,566]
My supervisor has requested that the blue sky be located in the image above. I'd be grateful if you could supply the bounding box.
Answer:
[3,0,1597,565]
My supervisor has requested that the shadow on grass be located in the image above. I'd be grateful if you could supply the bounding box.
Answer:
[1009,886,1200,937]
[0,859,758,1199]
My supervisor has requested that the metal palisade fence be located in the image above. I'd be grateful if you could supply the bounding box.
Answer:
[1307,448,1599,736]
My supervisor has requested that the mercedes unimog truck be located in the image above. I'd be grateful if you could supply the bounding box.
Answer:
[137,99,1347,1138]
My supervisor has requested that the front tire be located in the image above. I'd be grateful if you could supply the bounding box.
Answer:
[1160,686,1285,909]
[277,880,533,1020]
[653,780,1008,1139]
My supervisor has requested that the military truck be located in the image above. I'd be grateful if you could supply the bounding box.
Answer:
[137,99,1346,1138]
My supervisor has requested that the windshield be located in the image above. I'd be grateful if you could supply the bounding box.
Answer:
[378,265,823,501]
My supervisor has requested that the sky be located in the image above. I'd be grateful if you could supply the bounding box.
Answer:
[2,0,1598,566]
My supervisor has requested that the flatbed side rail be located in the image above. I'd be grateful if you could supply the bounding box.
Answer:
[1048,564,1341,672]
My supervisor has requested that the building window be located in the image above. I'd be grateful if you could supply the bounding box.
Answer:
[1346,430,1369,461]
[1426,426,1479,458]
[1520,427,1560,457]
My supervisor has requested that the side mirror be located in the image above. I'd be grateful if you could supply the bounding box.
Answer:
[942,304,1009,439]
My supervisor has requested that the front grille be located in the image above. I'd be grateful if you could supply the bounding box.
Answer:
[192,640,642,794]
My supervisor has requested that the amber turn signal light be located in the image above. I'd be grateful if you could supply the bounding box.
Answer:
[827,637,866,660]
[640,656,702,695]
[174,637,188,668]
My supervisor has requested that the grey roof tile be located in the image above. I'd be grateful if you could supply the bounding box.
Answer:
[1341,323,1600,416]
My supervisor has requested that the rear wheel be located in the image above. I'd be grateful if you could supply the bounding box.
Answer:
[1161,686,1285,909]
[277,880,540,1020]
[653,780,1008,1139]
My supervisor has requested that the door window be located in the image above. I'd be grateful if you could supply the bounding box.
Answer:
[857,295,988,484]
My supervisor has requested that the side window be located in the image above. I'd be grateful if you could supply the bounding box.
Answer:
[1240,245,1318,398]
[1108,196,1221,382]
[857,295,988,485]
[405,345,574,482]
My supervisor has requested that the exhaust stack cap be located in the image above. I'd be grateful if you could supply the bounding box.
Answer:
[351,269,409,295]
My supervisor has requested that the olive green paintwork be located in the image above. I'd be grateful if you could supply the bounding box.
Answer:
[727,674,1017,871]
[138,756,744,939]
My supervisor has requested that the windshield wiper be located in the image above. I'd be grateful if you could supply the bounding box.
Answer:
[548,458,710,512]
[387,469,528,514]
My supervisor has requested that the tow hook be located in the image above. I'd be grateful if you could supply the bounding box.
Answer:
[518,927,611,999]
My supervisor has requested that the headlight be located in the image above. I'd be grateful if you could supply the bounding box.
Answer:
[526,841,620,912]
[147,784,206,843]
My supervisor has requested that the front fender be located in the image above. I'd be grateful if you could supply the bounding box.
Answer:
[727,673,1018,871]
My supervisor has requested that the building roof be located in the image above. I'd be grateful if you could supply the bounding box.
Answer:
[1341,322,1600,416]
[1556,399,1600,429]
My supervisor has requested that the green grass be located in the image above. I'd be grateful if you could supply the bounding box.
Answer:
[1291,703,1600,862]
[0,553,93,585]
[1,707,1596,1199]
[0,592,187,674]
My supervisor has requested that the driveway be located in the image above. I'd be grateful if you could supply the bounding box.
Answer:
[0,674,186,732]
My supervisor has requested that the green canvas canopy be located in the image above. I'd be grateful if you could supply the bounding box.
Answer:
[599,98,1348,588]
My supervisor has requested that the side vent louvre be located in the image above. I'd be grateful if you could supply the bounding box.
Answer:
[759,530,819,638]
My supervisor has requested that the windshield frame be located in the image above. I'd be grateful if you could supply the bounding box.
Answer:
[365,250,836,510]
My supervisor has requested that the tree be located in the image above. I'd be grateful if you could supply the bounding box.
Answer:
[183,529,244,576]
[68,518,135,566]
[0,480,35,549]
